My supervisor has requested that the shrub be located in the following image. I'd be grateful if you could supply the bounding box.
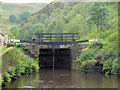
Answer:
[2,47,39,85]
[89,41,103,49]
[112,58,120,73]
[24,64,33,74]
[2,72,11,85]
[82,62,87,69]
[102,59,112,75]
[31,63,39,72]
[79,49,94,61]
[7,67,15,78]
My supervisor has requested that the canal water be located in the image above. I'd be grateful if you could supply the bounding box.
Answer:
[3,70,119,88]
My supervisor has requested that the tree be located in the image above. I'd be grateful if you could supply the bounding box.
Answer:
[9,15,16,22]
[89,3,109,33]
[64,14,89,37]
[16,19,20,24]
[9,26,19,37]
[19,11,31,22]
[62,3,71,15]
[39,14,48,24]
[54,19,65,33]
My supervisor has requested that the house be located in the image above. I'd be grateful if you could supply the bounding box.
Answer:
[4,35,10,45]
[0,33,10,47]
[0,32,4,47]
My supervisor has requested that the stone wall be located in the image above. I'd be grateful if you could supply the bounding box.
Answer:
[72,60,103,74]
[18,44,39,59]
[2,48,15,73]
[71,43,103,74]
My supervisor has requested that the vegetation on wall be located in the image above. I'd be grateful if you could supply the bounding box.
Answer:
[1,47,39,86]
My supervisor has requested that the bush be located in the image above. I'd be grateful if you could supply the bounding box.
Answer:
[7,67,15,78]
[2,72,11,85]
[79,49,94,61]
[112,58,120,73]
[15,61,25,77]
[2,47,39,85]
[102,59,112,75]
[89,42,103,49]
[82,62,87,69]
[24,64,33,74]
[31,63,39,72]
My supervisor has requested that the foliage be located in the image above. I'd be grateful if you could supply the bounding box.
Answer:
[2,3,47,34]
[2,47,39,86]
[3,2,119,75]
[112,58,120,73]
[7,67,15,78]
[82,62,87,69]
[89,42,103,49]
[88,3,109,33]
[78,49,94,61]
[9,26,19,37]
[2,72,11,85]
[31,63,39,72]
[102,59,112,75]
[19,11,31,22]
[39,14,48,24]
[9,15,16,22]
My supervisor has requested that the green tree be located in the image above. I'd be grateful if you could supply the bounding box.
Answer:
[54,19,65,33]
[9,15,16,22]
[39,14,48,24]
[9,26,19,37]
[89,3,109,33]
[18,23,34,40]
[16,19,20,24]
[62,3,71,15]
[19,11,31,22]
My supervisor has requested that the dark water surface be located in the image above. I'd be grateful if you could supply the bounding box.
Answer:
[3,70,119,88]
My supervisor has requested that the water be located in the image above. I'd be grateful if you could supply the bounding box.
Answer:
[3,70,119,88]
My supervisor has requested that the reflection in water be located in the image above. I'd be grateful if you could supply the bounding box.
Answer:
[3,70,119,88]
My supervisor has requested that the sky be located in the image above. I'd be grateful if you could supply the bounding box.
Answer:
[1,0,54,3]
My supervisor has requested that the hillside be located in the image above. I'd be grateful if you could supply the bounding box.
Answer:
[2,3,47,17]
[16,2,119,75]
[1,3,47,34]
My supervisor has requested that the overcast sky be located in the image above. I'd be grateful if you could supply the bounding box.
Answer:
[1,0,54,3]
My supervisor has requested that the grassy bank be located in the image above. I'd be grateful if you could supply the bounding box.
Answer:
[1,47,39,86]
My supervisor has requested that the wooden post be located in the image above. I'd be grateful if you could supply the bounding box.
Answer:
[72,34,74,42]
[50,34,52,42]
[61,34,63,42]
[52,45,55,70]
